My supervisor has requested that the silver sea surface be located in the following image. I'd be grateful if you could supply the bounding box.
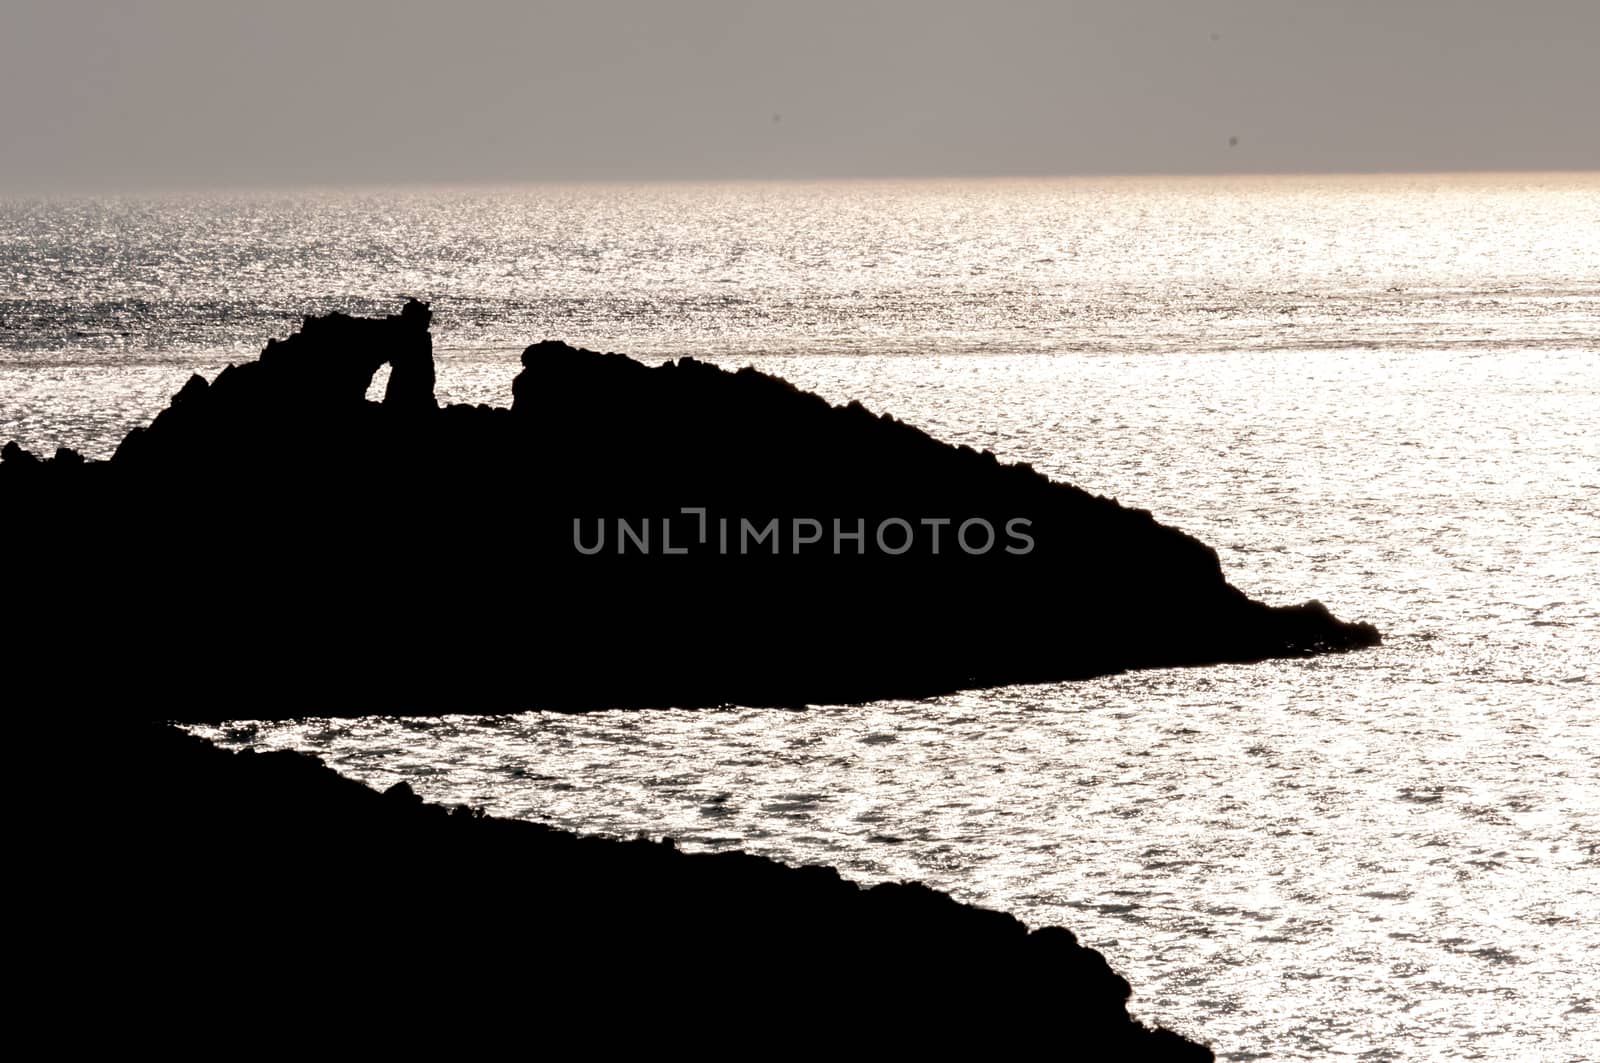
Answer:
[3,174,1597,1060]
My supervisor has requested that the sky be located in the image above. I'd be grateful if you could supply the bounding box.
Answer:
[2,0,1597,190]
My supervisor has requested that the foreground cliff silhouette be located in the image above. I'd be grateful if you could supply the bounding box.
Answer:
[16,723,1211,1057]
[2,301,1379,715]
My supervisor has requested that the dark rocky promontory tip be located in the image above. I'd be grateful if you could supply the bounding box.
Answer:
[3,300,1379,715]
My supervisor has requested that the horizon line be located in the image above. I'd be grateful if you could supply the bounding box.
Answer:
[5,166,1599,199]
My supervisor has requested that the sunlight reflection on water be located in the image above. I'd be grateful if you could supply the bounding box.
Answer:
[6,174,1596,1060]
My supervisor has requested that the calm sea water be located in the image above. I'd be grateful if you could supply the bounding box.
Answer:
[5,174,1598,1059]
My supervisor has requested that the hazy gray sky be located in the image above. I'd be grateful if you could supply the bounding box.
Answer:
[3,0,1597,189]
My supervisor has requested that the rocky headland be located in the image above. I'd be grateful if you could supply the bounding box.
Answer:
[3,300,1379,716]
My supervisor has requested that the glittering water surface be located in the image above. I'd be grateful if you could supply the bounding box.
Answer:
[4,173,1597,457]
[5,175,1598,1059]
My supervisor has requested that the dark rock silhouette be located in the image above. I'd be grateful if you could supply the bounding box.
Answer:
[1,302,1376,1054]
[14,721,1212,1057]
[2,300,1379,716]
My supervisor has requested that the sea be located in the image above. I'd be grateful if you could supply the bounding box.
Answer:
[3,173,1597,1060]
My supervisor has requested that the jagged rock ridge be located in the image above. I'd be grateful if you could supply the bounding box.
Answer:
[2,301,1379,715]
